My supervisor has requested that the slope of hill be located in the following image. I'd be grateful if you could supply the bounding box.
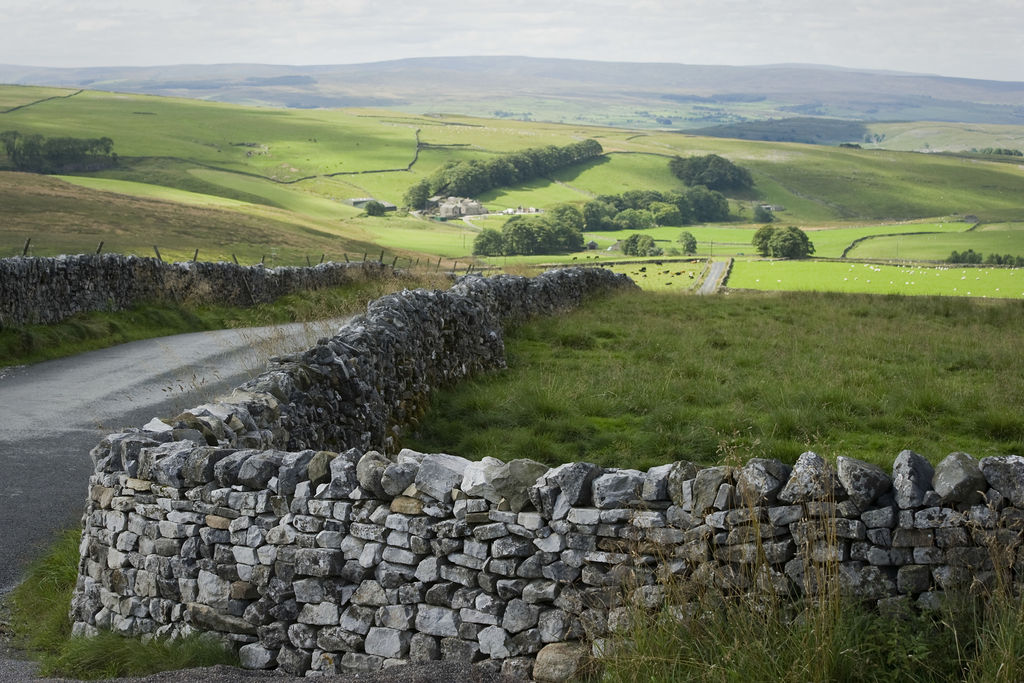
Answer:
[2,84,1024,270]
[3,57,1023,130]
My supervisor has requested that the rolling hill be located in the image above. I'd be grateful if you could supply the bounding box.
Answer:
[3,57,1024,132]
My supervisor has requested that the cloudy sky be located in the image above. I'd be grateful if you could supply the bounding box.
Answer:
[1,0,1020,82]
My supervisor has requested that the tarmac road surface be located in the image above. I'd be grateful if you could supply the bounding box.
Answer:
[0,318,343,597]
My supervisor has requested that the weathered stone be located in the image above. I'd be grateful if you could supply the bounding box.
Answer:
[735,458,791,506]
[502,599,540,633]
[415,605,461,637]
[892,450,935,509]
[592,470,645,508]
[356,450,392,499]
[534,641,589,682]
[692,466,732,513]
[381,461,419,498]
[779,452,835,504]
[538,462,603,507]
[979,455,1024,507]
[307,451,337,489]
[478,625,513,659]
[364,627,410,659]
[416,453,472,502]
[836,456,891,510]
[666,460,699,507]
[932,452,985,505]
[317,448,361,499]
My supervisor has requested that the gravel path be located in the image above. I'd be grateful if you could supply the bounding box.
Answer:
[697,259,728,295]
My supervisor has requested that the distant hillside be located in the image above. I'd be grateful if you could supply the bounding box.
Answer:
[2,57,1023,130]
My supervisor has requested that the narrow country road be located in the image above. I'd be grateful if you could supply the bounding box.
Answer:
[697,260,728,295]
[0,318,344,597]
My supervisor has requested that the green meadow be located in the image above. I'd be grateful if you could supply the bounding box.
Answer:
[728,259,1024,298]
[847,222,1024,260]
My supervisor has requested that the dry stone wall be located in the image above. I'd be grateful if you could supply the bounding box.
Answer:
[0,254,390,327]
[70,268,1024,680]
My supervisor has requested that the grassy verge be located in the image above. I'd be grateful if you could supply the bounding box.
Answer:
[5,530,238,679]
[597,569,1024,682]
[0,270,450,368]
[407,289,1024,469]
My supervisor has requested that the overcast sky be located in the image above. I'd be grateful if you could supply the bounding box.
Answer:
[1,0,1019,82]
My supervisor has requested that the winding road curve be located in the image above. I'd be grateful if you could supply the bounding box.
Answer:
[0,319,345,597]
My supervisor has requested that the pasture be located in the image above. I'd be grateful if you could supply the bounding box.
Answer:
[847,222,1024,260]
[727,259,1024,299]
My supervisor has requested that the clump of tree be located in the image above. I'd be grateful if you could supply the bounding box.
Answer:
[970,148,1023,157]
[948,249,1024,266]
[669,153,753,192]
[404,139,603,209]
[677,231,697,254]
[473,204,584,256]
[621,233,662,257]
[1,130,116,173]
[363,200,387,216]
[753,205,775,223]
[583,187,730,231]
[752,225,815,259]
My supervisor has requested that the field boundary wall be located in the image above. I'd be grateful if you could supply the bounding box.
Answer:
[70,268,1023,680]
[0,254,391,327]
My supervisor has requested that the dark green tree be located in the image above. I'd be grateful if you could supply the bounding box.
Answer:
[473,228,505,256]
[669,154,754,192]
[363,200,386,216]
[753,205,774,223]
[583,200,617,231]
[403,179,431,210]
[677,231,697,254]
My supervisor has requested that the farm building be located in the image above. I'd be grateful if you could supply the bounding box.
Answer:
[348,197,397,212]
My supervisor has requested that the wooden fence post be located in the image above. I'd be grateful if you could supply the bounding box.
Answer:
[96,241,104,254]
[153,245,163,262]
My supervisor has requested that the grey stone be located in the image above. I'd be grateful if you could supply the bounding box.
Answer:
[239,642,276,669]
[534,641,589,683]
[317,448,361,499]
[539,462,603,507]
[364,627,410,658]
[415,605,461,637]
[692,466,732,512]
[979,455,1024,507]
[778,452,835,504]
[356,450,392,499]
[478,625,513,659]
[502,599,540,633]
[664,460,698,508]
[416,453,472,502]
[892,450,935,509]
[735,458,791,506]
[592,469,645,508]
[933,452,986,505]
[381,461,419,497]
[641,464,673,501]
[836,456,891,510]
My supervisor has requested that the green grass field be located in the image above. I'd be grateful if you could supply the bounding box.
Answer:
[3,84,1024,276]
[0,85,79,110]
[848,222,1024,260]
[728,259,1024,298]
[409,289,1024,469]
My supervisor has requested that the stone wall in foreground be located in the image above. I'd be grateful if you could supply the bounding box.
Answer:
[70,268,1023,680]
[0,254,390,327]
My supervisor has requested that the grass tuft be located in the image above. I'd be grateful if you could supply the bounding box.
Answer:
[6,529,236,679]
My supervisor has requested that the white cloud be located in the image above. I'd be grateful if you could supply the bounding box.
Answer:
[0,0,1020,81]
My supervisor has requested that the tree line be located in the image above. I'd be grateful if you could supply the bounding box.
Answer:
[473,205,585,257]
[404,139,603,208]
[583,187,731,231]
[948,249,1024,266]
[1,130,117,173]
[669,153,754,192]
